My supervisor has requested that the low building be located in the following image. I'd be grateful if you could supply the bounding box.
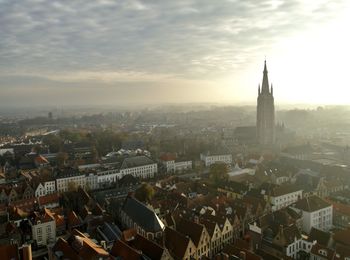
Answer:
[292,195,333,233]
[56,173,86,192]
[200,219,222,257]
[34,180,56,197]
[261,224,302,259]
[164,227,196,260]
[325,199,350,229]
[120,156,157,179]
[309,243,335,260]
[119,196,165,240]
[161,154,192,174]
[176,218,210,258]
[50,229,110,259]
[200,152,232,167]
[29,208,56,246]
[96,168,119,187]
[266,184,303,212]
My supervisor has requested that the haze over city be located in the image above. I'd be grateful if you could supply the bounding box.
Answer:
[1,0,350,107]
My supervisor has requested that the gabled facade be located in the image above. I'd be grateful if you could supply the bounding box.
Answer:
[30,209,56,246]
[119,196,165,240]
[292,195,333,233]
[176,218,210,258]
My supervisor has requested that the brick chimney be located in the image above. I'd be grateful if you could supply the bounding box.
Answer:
[22,244,32,260]
[239,251,246,260]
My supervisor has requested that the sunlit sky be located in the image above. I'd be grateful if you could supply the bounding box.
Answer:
[1,0,350,107]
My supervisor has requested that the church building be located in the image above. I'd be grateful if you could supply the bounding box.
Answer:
[257,60,275,144]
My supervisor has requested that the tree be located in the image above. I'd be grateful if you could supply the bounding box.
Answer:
[42,134,62,153]
[209,162,229,185]
[67,181,78,192]
[134,183,155,203]
[56,152,68,168]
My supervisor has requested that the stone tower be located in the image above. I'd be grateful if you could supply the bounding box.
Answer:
[257,60,275,144]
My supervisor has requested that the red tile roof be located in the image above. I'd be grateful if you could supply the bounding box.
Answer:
[67,210,82,228]
[0,244,19,260]
[333,229,350,247]
[110,239,141,260]
[38,193,59,206]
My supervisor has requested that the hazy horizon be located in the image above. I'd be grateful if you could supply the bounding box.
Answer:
[1,0,350,107]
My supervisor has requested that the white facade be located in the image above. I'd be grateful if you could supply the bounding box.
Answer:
[275,176,290,185]
[86,173,98,190]
[271,190,303,211]
[220,218,234,247]
[56,174,86,192]
[34,181,56,197]
[120,163,157,179]
[174,161,192,172]
[300,207,333,233]
[96,168,120,186]
[163,160,175,173]
[200,153,232,167]
[164,160,192,173]
[31,219,56,246]
[286,238,303,259]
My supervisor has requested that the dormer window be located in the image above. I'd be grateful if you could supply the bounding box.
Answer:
[318,249,327,256]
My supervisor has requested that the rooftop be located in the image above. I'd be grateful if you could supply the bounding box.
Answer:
[293,195,331,212]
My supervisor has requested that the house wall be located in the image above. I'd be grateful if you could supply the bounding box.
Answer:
[302,206,333,233]
[120,163,157,179]
[200,154,232,167]
[31,220,56,246]
[271,190,303,211]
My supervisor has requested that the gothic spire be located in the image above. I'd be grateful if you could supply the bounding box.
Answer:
[261,60,270,94]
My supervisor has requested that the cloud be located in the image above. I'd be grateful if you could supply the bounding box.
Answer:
[0,0,348,105]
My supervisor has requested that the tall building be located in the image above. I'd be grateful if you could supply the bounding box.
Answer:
[257,60,275,144]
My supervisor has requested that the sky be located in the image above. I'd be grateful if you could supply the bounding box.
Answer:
[0,0,350,107]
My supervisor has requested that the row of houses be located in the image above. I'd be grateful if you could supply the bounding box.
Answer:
[117,195,238,259]
[19,155,157,197]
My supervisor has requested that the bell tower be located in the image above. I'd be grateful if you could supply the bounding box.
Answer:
[257,60,275,144]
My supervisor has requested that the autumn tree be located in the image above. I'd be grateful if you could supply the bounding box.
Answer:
[56,152,68,168]
[209,162,229,185]
[134,183,155,203]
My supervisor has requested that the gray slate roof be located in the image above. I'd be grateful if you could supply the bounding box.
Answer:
[121,156,155,169]
[122,196,164,233]
[294,195,331,212]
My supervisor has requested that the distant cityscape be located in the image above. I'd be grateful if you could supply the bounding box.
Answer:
[0,61,349,259]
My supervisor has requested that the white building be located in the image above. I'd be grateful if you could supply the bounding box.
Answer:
[34,180,56,197]
[96,168,120,186]
[120,156,157,179]
[292,195,333,233]
[86,173,99,190]
[174,161,192,173]
[268,185,303,211]
[200,152,232,167]
[56,173,86,192]
[30,208,56,246]
[162,158,192,173]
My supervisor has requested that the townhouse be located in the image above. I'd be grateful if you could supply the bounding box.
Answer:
[120,156,157,179]
[292,195,333,233]
[200,152,232,167]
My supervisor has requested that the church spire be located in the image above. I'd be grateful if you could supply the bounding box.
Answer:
[261,60,270,94]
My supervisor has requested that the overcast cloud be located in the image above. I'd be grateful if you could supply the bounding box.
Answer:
[0,0,347,106]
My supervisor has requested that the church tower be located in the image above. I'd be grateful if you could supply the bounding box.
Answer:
[257,60,275,144]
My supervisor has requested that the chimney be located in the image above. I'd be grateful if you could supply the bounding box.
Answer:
[22,244,32,260]
[100,240,107,250]
[239,251,246,260]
